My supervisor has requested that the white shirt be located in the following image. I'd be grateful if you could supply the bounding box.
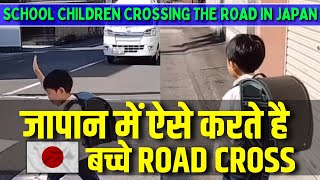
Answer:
[215,74,254,161]
[57,95,89,160]
[220,74,254,110]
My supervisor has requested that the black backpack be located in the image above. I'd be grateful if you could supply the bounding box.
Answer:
[64,92,118,148]
[237,73,313,152]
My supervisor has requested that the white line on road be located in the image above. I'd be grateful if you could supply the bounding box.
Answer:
[0,95,155,104]
[0,95,117,101]
[2,82,41,96]
[69,59,104,73]
[2,59,105,96]
[0,95,48,99]
[23,45,53,49]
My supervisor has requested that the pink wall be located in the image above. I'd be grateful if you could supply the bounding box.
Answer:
[256,0,287,77]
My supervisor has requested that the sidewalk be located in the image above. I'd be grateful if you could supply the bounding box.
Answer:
[160,27,229,180]
[161,27,233,102]
[160,27,199,100]
[160,27,318,180]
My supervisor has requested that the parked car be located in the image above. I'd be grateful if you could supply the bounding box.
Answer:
[103,0,160,65]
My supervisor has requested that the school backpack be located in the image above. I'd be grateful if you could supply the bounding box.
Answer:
[64,92,118,148]
[237,73,313,152]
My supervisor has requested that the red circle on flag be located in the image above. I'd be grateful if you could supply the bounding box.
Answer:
[42,146,64,168]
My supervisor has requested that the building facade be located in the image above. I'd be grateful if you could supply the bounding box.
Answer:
[205,0,320,100]
[1,0,104,48]
[206,0,320,176]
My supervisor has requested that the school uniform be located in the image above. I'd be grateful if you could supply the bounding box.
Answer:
[47,95,99,180]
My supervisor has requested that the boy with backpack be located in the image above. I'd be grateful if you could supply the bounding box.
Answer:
[219,34,268,180]
[32,55,100,180]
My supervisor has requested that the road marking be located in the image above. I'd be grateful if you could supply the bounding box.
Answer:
[33,50,49,54]
[69,59,104,73]
[23,45,53,49]
[3,95,48,99]
[0,139,19,152]
[0,95,47,99]
[2,82,41,96]
[0,95,155,103]
[88,43,102,47]
[2,59,105,96]
[0,95,122,102]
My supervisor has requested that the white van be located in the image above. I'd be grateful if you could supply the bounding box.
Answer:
[103,0,160,65]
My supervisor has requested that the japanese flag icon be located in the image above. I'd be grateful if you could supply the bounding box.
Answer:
[26,141,79,173]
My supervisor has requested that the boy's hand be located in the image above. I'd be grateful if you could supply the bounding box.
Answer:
[33,55,40,72]
[32,55,45,84]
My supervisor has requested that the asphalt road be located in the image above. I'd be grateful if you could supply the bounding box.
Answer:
[2,27,311,180]
[0,37,160,100]
[0,27,311,180]
[0,36,160,180]
[0,27,228,180]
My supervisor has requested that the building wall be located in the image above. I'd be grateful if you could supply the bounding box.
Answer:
[0,27,22,52]
[255,27,287,77]
[255,0,287,77]
[217,0,287,77]
[55,27,89,43]
[224,0,249,41]
[21,0,104,46]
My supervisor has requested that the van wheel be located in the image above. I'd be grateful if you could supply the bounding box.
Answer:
[151,45,160,65]
[107,56,115,64]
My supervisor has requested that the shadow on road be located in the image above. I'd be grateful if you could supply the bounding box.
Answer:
[0,49,132,80]
[161,33,225,54]
[0,32,160,81]
[160,45,225,56]
[190,33,213,40]
[113,57,158,66]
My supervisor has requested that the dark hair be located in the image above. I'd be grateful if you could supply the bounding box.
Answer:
[43,70,73,93]
[226,34,265,73]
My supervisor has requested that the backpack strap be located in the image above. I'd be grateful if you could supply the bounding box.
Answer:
[253,73,267,78]
[232,79,246,89]
[62,95,86,146]
[63,94,86,111]
[64,100,79,111]
[232,73,267,88]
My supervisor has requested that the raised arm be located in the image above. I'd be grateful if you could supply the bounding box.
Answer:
[33,55,45,85]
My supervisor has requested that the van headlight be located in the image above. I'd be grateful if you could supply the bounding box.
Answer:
[104,29,114,36]
[144,28,157,37]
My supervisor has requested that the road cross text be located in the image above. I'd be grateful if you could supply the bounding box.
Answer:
[21,101,296,174]
[81,141,295,174]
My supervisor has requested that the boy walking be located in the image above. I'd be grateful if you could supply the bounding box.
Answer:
[219,34,269,180]
[32,55,100,180]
